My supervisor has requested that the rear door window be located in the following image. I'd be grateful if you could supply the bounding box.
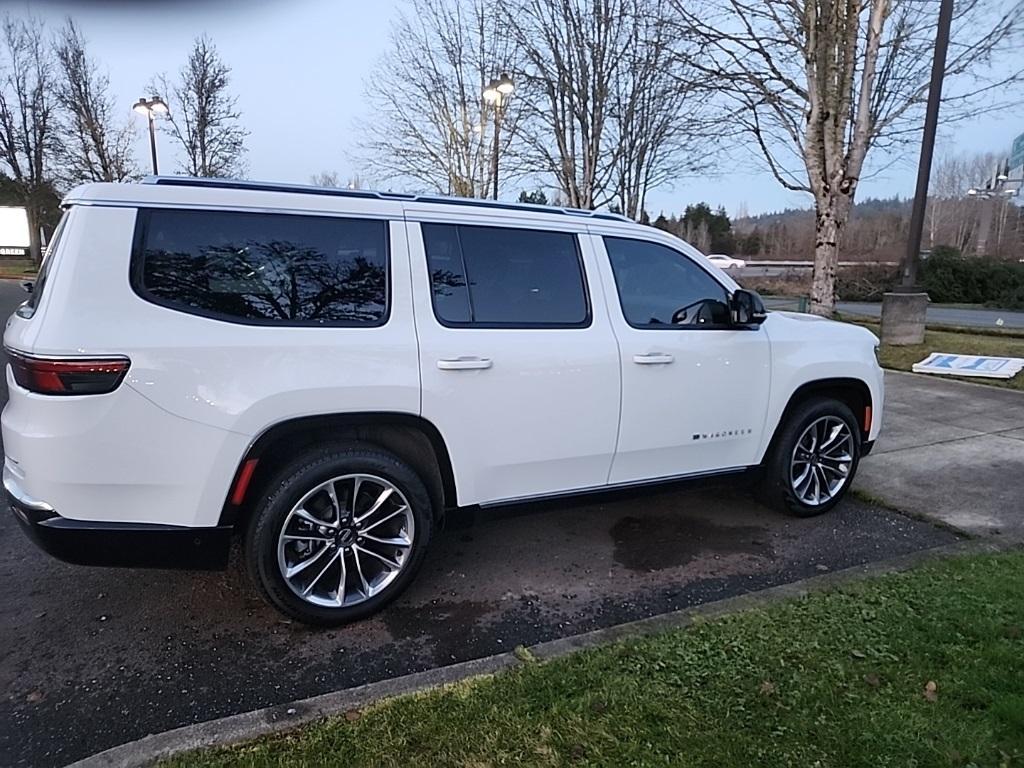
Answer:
[133,208,389,326]
[422,223,589,327]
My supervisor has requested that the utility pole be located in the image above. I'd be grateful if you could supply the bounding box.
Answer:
[900,0,953,288]
[880,0,953,345]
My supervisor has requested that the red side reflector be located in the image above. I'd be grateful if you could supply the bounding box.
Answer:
[6,349,130,396]
[230,459,259,506]
[864,406,873,433]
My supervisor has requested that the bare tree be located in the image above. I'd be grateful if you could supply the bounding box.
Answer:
[608,2,714,218]
[503,0,629,210]
[153,36,248,178]
[310,171,365,190]
[502,0,710,217]
[925,151,1002,253]
[310,170,341,187]
[361,0,521,197]
[674,0,1024,315]
[0,15,58,263]
[54,19,137,186]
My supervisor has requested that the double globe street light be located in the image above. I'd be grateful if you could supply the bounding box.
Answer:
[482,73,514,200]
[133,96,169,175]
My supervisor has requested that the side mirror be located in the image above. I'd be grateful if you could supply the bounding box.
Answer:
[730,289,767,326]
[21,280,33,295]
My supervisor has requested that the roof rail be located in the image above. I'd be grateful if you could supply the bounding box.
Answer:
[141,176,633,223]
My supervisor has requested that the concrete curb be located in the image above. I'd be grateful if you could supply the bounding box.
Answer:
[67,537,1014,768]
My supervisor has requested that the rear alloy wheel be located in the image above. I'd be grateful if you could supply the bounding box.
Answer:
[246,445,432,625]
[758,397,862,517]
[277,474,415,608]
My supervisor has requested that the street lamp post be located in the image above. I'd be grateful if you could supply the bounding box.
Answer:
[482,73,514,200]
[133,96,169,175]
[967,161,1022,256]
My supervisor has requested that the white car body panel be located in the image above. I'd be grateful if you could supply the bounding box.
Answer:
[2,180,884,534]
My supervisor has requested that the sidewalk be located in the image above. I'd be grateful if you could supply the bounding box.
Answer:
[854,370,1024,536]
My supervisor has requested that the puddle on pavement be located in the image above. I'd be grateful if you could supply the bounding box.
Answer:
[610,514,770,572]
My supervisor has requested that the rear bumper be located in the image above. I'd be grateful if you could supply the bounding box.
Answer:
[5,470,231,570]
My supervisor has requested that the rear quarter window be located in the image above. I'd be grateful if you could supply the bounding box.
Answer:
[16,210,70,320]
[131,208,389,326]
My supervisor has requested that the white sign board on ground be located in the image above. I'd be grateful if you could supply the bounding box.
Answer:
[913,353,1024,379]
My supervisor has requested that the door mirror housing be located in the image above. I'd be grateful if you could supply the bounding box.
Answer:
[730,289,767,326]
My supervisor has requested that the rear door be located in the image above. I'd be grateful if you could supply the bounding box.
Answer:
[407,212,620,506]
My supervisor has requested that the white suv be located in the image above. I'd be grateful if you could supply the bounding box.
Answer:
[3,178,883,625]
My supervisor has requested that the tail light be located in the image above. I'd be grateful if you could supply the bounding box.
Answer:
[6,350,130,396]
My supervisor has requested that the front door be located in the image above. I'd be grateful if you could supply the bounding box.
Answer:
[591,233,772,484]
[408,216,621,506]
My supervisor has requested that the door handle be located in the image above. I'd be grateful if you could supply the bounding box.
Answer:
[437,357,493,371]
[632,353,674,365]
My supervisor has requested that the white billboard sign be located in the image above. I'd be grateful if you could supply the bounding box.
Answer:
[913,353,1024,379]
[0,206,30,258]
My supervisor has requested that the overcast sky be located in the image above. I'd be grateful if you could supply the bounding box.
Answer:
[12,0,1024,216]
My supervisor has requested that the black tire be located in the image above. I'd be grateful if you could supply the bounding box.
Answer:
[757,397,862,517]
[245,442,433,626]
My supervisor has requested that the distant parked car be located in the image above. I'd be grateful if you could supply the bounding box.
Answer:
[707,254,746,269]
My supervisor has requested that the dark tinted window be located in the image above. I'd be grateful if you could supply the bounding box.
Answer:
[135,208,388,325]
[604,237,729,328]
[423,223,588,326]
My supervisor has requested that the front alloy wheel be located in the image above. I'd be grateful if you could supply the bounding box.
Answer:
[757,396,862,517]
[789,416,855,507]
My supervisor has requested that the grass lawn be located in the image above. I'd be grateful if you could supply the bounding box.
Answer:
[848,320,1024,392]
[165,551,1024,768]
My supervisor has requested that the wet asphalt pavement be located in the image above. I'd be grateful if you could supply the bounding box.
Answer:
[0,280,960,767]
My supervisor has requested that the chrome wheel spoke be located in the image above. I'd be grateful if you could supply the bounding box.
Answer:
[336,550,347,606]
[294,507,336,530]
[353,547,373,598]
[277,473,415,608]
[823,445,852,461]
[285,543,330,579]
[325,481,342,525]
[820,423,845,453]
[302,551,340,596]
[355,544,402,571]
[792,463,812,492]
[819,461,848,478]
[355,486,394,523]
[282,534,334,543]
[361,531,411,547]
[360,506,407,533]
[350,476,362,515]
